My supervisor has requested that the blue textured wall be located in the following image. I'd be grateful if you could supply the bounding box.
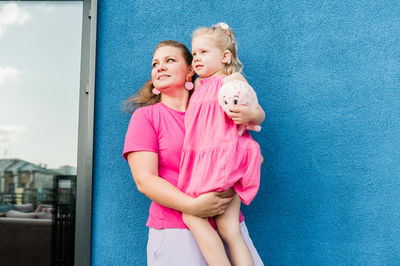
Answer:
[92,1,400,265]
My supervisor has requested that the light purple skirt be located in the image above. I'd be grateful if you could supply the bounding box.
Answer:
[147,221,264,266]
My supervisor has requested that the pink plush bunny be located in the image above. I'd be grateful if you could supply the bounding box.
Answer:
[218,80,261,135]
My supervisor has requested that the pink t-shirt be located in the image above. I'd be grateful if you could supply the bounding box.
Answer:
[123,102,244,229]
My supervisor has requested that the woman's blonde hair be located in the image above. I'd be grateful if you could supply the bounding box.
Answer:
[192,23,243,75]
[124,40,193,113]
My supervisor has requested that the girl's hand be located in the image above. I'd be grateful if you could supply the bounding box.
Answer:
[188,190,234,218]
[227,103,265,125]
[227,104,258,125]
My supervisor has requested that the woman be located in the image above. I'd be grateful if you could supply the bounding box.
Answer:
[123,40,263,265]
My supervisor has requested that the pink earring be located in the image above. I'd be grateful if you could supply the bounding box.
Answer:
[152,88,161,95]
[185,76,194,90]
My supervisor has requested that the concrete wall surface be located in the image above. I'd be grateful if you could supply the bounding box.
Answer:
[92,1,400,265]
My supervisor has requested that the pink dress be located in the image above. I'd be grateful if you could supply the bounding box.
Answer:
[178,76,261,205]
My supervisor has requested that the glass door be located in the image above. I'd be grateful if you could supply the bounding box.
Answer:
[0,1,83,265]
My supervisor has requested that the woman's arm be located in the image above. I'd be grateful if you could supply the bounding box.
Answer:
[223,72,266,125]
[127,151,234,217]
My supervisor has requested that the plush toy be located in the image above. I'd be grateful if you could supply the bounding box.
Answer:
[218,80,261,135]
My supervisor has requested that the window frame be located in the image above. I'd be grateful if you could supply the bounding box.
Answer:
[75,0,97,265]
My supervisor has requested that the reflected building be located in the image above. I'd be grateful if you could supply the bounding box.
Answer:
[0,158,76,206]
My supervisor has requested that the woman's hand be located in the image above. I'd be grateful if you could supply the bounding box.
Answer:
[187,189,235,218]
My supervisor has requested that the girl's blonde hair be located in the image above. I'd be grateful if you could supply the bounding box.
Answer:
[192,23,243,75]
[124,40,193,113]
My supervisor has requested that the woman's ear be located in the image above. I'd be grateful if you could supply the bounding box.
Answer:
[222,50,232,64]
[185,67,195,83]
[188,67,195,78]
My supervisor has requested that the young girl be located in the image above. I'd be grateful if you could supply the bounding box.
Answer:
[178,23,265,266]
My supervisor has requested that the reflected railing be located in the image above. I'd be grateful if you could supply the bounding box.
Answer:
[0,189,54,206]
[52,175,77,266]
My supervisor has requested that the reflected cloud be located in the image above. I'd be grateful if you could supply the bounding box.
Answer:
[0,125,27,157]
[0,66,21,84]
[0,2,31,38]
[0,125,27,142]
[35,5,55,13]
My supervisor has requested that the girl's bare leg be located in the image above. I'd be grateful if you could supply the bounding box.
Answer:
[182,213,231,266]
[216,195,254,266]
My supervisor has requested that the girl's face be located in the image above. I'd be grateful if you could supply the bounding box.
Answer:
[192,36,226,78]
[151,46,191,92]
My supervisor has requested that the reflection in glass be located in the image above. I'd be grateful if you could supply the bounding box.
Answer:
[0,2,82,265]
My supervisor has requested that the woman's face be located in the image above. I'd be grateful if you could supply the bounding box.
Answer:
[151,46,190,92]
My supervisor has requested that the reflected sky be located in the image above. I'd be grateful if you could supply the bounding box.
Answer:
[0,2,82,168]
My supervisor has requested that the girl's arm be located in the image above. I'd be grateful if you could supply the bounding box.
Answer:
[127,151,234,217]
[223,72,266,125]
